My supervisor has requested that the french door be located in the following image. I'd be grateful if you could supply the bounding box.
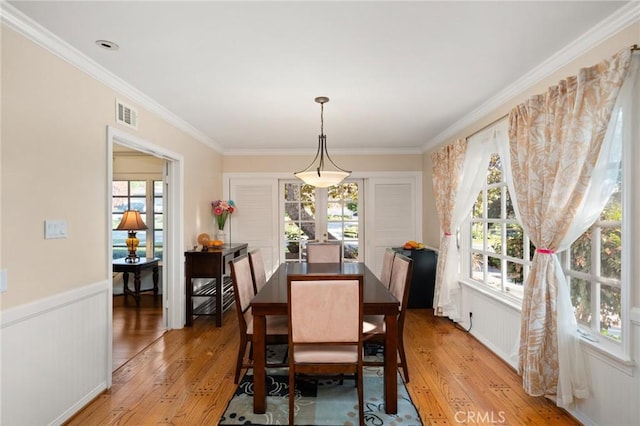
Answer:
[282,179,363,262]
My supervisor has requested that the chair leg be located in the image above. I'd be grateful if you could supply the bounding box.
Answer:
[398,333,409,383]
[357,370,364,426]
[289,367,295,426]
[234,335,248,384]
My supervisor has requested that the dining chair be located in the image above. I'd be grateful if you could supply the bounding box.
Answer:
[229,255,288,383]
[363,252,413,382]
[248,249,267,295]
[306,241,342,263]
[380,248,396,289]
[287,276,364,426]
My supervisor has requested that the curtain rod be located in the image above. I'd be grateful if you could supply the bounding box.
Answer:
[467,114,508,140]
[632,44,639,52]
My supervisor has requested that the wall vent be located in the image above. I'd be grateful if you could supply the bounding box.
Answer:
[116,99,138,129]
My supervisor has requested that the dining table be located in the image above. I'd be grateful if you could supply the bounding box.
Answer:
[250,261,400,414]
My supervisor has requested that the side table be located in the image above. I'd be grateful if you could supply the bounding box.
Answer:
[184,243,248,327]
[113,257,160,307]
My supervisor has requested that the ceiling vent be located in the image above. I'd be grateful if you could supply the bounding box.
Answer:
[116,99,138,129]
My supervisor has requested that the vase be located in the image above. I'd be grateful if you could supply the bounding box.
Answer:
[215,229,226,244]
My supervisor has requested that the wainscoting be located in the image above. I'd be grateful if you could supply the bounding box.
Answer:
[0,281,111,426]
[459,281,640,426]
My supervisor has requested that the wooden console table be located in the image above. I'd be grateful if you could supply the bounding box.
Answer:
[113,257,160,307]
[184,243,248,327]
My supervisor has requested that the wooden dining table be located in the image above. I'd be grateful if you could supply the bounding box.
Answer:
[250,262,400,414]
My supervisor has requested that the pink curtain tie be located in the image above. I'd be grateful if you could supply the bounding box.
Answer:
[536,248,555,254]
[444,232,452,236]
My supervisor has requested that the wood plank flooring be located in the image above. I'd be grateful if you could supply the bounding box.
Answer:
[66,307,580,425]
[112,294,166,371]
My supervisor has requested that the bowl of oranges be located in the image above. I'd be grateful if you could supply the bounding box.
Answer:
[402,240,425,250]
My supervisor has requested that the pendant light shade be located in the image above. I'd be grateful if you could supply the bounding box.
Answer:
[294,97,351,188]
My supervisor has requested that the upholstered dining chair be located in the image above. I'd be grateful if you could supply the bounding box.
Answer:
[380,248,396,289]
[363,253,413,382]
[229,255,288,383]
[248,249,267,295]
[306,241,342,263]
[287,276,364,426]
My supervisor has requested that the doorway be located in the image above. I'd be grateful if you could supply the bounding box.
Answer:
[111,162,165,371]
[282,179,363,262]
[107,126,185,383]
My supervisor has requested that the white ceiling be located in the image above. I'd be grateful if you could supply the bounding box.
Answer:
[6,1,632,154]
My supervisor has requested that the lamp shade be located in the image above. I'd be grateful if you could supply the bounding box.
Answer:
[116,210,148,231]
[294,170,351,188]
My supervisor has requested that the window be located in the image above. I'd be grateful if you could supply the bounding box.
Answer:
[283,180,361,262]
[468,154,531,299]
[112,180,163,260]
[462,92,634,354]
[563,107,625,346]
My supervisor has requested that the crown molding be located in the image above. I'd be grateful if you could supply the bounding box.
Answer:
[422,1,640,153]
[0,1,222,153]
[223,146,423,156]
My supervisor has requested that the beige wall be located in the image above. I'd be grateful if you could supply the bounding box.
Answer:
[223,152,422,173]
[0,27,222,309]
[421,21,640,250]
[3,20,637,310]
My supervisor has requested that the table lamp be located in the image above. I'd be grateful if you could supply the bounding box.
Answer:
[116,210,148,263]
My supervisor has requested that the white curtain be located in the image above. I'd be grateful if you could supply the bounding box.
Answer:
[434,127,501,320]
[508,48,633,406]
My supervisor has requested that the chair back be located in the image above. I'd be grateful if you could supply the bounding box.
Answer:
[248,249,267,294]
[288,277,363,345]
[389,253,413,314]
[306,241,342,263]
[380,248,396,289]
[229,255,255,333]
[287,275,364,425]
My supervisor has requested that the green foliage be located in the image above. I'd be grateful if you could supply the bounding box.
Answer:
[569,199,622,338]
[344,225,358,238]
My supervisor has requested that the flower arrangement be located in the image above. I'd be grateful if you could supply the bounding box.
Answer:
[211,199,235,230]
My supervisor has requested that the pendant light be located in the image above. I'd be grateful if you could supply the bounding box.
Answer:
[294,96,351,187]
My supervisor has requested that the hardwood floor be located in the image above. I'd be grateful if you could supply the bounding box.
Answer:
[112,294,165,371]
[67,308,580,425]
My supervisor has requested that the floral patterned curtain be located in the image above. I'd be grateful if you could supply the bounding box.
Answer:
[432,136,496,320]
[431,139,466,318]
[509,48,632,406]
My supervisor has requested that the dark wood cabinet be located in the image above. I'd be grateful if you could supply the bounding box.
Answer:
[184,243,248,326]
[393,247,438,309]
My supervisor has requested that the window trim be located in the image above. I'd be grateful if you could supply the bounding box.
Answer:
[112,177,163,261]
[280,178,363,263]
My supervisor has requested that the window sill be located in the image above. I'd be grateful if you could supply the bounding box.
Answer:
[459,279,523,312]
[459,279,636,375]
[578,335,635,376]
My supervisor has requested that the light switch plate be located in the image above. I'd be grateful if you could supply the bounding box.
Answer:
[45,220,68,239]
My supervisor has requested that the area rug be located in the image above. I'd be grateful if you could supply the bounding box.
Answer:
[219,345,422,426]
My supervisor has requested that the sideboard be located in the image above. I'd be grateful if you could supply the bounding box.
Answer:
[393,247,438,308]
[184,243,248,326]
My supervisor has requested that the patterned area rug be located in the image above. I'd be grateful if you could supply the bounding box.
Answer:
[219,345,422,426]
